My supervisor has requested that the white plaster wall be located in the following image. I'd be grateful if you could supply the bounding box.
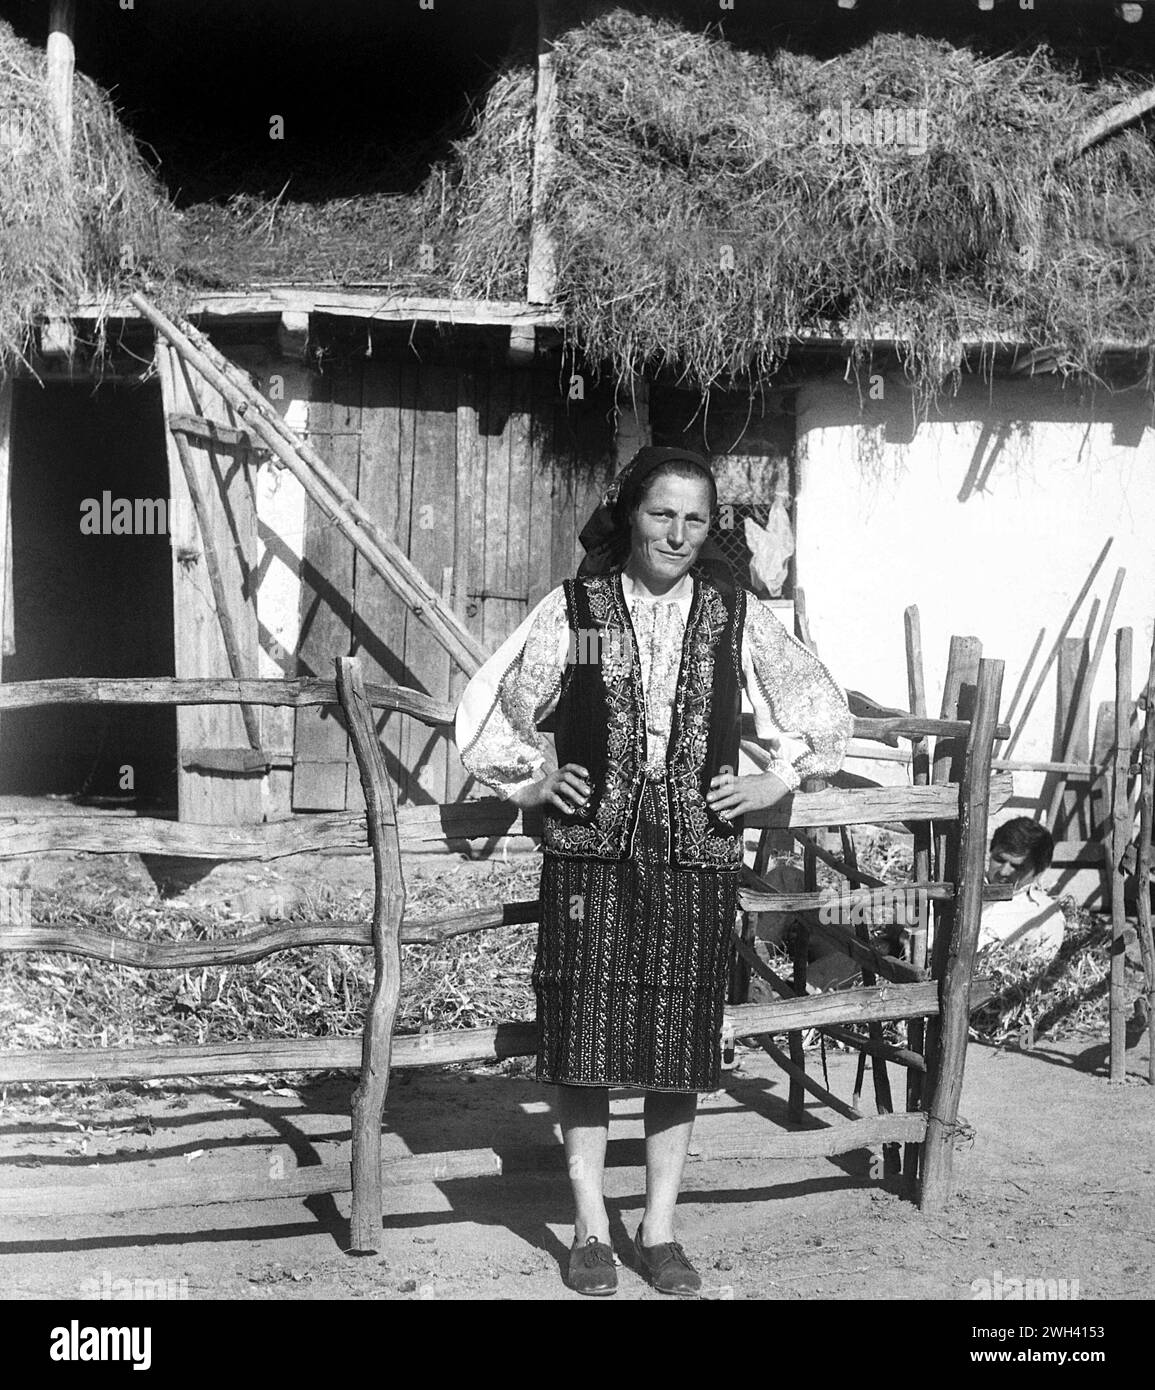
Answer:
[795,372,1155,818]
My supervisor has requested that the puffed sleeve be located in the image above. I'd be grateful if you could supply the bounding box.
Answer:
[741,596,854,790]
[455,584,570,802]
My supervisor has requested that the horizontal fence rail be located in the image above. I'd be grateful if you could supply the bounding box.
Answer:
[0,1113,929,1218]
[0,777,1013,861]
[0,677,1006,744]
[0,982,939,1086]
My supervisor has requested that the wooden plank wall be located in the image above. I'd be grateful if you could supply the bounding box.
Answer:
[157,344,262,825]
[294,344,615,809]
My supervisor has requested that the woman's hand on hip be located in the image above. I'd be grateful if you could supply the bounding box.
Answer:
[522,764,591,814]
[706,769,792,819]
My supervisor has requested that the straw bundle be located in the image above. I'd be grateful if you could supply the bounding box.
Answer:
[0,18,175,367]
[546,9,1155,397]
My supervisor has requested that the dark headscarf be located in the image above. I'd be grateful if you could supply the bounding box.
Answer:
[577,446,735,593]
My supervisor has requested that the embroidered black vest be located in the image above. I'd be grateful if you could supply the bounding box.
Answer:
[541,569,746,871]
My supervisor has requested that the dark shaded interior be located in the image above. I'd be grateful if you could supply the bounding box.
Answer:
[0,381,176,807]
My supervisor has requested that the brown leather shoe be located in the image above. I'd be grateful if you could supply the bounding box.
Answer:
[633,1227,702,1296]
[566,1235,618,1296]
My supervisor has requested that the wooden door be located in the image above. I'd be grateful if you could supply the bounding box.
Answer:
[157,342,262,825]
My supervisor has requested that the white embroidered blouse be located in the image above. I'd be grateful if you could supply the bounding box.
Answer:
[455,570,853,803]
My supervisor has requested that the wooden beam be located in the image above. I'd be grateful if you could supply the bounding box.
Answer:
[0,378,12,681]
[1062,83,1155,162]
[167,412,260,451]
[73,291,565,328]
[47,0,75,156]
[527,0,560,304]
[0,675,454,726]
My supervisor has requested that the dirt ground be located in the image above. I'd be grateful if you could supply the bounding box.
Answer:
[1,1032,1151,1303]
[1,837,1152,1303]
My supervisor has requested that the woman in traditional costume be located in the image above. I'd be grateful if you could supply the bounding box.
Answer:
[455,447,852,1295]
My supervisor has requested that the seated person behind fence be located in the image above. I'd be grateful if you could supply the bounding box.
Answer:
[978,818,1063,961]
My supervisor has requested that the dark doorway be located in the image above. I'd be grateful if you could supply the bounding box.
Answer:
[1,380,176,808]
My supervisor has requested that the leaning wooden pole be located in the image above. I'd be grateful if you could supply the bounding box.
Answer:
[1109,629,1133,1084]
[920,658,1004,1212]
[1136,624,1155,1086]
[130,293,487,678]
[337,656,406,1253]
[1003,538,1111,759]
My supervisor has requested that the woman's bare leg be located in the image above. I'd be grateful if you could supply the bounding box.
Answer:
[556,1084,611,1243]
[641,1090,698,1244]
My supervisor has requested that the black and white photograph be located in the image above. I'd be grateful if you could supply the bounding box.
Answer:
[0,0,1151,1343]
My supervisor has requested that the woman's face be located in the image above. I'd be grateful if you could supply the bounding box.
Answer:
[627,473,713,589]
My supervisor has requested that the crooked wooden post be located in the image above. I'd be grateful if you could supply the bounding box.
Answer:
[920,657,1004,1212]
[922,636,981,1089]
[336,656,406,1253]
[1109,629,1133,1083]
[1137,625,1155,1086]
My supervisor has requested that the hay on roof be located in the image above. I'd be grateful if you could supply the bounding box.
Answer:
[0,18,176,368]
[545,8,1155,398]
[177,66,535,301]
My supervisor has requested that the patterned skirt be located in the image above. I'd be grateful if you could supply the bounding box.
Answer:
[532,779,739,1093]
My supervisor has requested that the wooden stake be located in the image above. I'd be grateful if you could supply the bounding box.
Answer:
[758,1035,864,1122]
[1003,625,1045,736]
[336,657,405,1253]
[1003,538,1113,759]
[920,659,1004,1211]
[1109,629,1133,1084]
[924,637,980,1114]
[904,605,931,1183]
[1136,623,1155,1087]
[1047,568,1125,834]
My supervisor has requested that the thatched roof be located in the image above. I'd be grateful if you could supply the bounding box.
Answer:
[540,8,1155,397]
[0,19,176,369]
[4,7,1154,400]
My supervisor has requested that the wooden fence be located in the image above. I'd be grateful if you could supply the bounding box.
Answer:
[0,657,1017,1247]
